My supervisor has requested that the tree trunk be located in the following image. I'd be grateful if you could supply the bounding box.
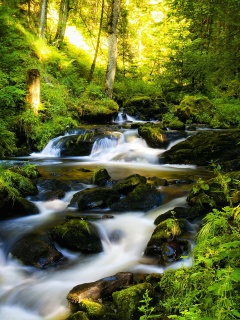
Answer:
[39,0,48,39]
[26,69,40,115]
[88,0,105,83]
[54,0,70,45]
[105,0,121,99]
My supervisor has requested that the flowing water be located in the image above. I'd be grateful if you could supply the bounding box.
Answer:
[0,128,212,320]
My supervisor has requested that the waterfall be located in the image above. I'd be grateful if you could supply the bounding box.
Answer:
[30,129,88,157]
[114,108,145,124]
[91,137,119,157]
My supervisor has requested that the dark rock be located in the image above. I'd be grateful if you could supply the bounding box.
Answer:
[34,189,66,201]
[112,174,147,195]
[60,135,94,156]
[10,233,65,268]
[38,179,71,192]
[49,219,103,253]
[161,130,240,168]
[0,196,39,220]
[158,239,190,265]
[68,187,120,210]
[154,206,204,225]
[67,272,133,306]
[110,183,162,212]
[91,167,111,186]
[147,176,168,186]
[144,218,191,265]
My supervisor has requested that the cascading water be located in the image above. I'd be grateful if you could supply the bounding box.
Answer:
[30,129,88,157]
[0,128,210,320]
[114,108,145,124]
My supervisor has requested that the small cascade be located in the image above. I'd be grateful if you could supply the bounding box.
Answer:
[91,137,119,157]
[114,108,145,124]
[32,135,63,157]
[30,129,88,157]
[90,129,161,163]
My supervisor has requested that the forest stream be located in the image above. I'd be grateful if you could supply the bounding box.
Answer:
[0,127,213,320]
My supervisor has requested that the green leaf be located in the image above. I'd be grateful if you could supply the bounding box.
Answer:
[232,309,240,318]
[232,268,240,281]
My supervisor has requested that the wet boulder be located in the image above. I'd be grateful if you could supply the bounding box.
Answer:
[10,233,65,269]
[112,174,147,195]
[67,272,133,320]
[67,300,114,320]
[69,187,120,210]
[154,206,204,225]
[161,130,240,168]
[112,282,154,320]
[49,219,103,253]
[34,189,66,201]
[144,218,190,265]
[67,272,133,309]
[37,179,71,192]
[138,124,168,148]
[91,167,112,186]
[0,195,39,220]
[123,95,168,121]
[110,183,162,212]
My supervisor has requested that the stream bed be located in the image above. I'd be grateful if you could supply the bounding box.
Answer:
[0,129,213,320]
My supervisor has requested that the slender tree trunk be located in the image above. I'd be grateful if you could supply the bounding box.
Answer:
[105,0,121,99]
[88,0,105,83]
[26,69,40,115]
[54,0,70,45]
[39,0,48,39]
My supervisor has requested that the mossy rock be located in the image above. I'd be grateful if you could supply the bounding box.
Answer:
[144,218,190,265]
[10,233,65,269]
[74,300,115,320]
[91,168,111,186]
[123,95,168,121]
[80,98,119,124]
[58,133,95,156]
[145,218,187,256]
[69,187,120,210]
[154,206,204,225]
[0,195,39,220]
[112,282,154,320]
[110,183,162,212]
[175,95,215,124]
[67,311,90,320]
[162,130,240,166]
[112,174,146,194]
[49,219,103,253]
[138,124,168,148]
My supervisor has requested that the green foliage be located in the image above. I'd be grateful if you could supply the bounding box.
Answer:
[175,95,215,124]
[211,99,240,128]
[192,178,209,194]
[162,112,184,129]
[159,204,240,320]
[0,119,17,157]
[138,289,159,320]
[0,163,38,202]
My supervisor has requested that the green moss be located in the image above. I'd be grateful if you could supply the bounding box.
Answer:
[112,283,154,320]
[67,311,90,320]
[76,300,115,320]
